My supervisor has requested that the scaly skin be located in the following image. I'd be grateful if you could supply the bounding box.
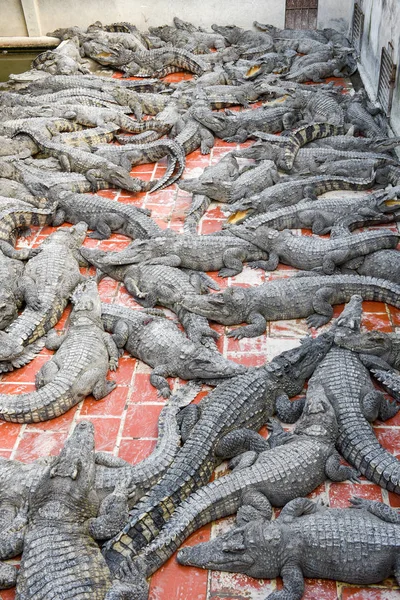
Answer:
[179,153,240,202]
[225,188,400,235]
[100,303,246,397]
[9,421,140,599]
[121,47,207,77]
[51,190,162,240]
[15,127,149,192]
[177,498,400,596]
[129,386,358,584]
[0,201,54,259]
[285,57,347,82]
[191,104,300,143]
[26,74,164,95]
[0,280,119,423]
[225,173,376,214]
[80,248,218,347]
[55,125,118,149]
[91,233,270,278]
[340,249,400,284]
[307,297,400,493]
[103,331,334,573]
[182,274,400,338]
[0,223,87,370]
[309,134,400,153]
[244,228,399,273]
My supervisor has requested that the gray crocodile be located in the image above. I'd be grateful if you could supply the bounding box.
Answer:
[49,189,163,240]
[100,303,245,397]
[93,233,269,277]
[242,227,399,273]
[80,248,219,347]
[340,249,400,284]
[121,47,207,77]
[14,127,149,192]
[6,421,141,599]
[224,187,400,234]
[306,295,400,493]
[103,330,333,573]
[182,274,400,338]
[177,496,400,597]
[128,379,359,587]
[191,103,300,143]
[0,222,87,370]
[225,173,376,214]
[0,279,119,423]
[309,134,400,153]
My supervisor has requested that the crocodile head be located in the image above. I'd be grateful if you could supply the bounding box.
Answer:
[246,226,280,251]
[211,24,242,44]
[70,279,102,327]
[178,519,281,578]
[182,287,251,325]
[46,221,88,248]
[0,293,19,330]
[49,421,95,482]
[294,383,338,441]
[191,107,226,132]
[268,332,334,397]
[364,187,400,216]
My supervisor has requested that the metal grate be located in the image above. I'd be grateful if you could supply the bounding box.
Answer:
[351,2,364,52]
[377,44,397,117]
[285,0,318,30]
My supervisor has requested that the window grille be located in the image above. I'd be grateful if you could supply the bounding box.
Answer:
[377,43,397,117]
[351,2,364,52]
[285,0,318,30]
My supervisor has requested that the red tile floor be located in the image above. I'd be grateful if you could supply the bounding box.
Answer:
[1,72,400,599]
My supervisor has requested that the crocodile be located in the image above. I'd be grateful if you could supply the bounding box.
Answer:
[344,92,388,138]
[54,124,119,150]
[225,173,377,214]
[31,38,90,76]
[243,227,400,273]
[100,303,245,397]
[289,44,334,72]
[285,55,349,82]
[148,24,226,52]
[0,279,119,423]
[211,24,274,56]
[182,274,400,338]
[103,330,334,573]
[255,22,328,43]
[0,251,39,331]
[121,47,207,77]
[128,377,359,587]
[191,104,300,143]
[0,116,83,139]
[14,127,150,192]
[301,90,345,126]
[26,74,164,95]
[0,179,38,203]
[309,134,400,153]
[0,199,55,259]
[0,159,115,195]
[179,153,240,202]
[49,189,163,240]
[0,88,130,110]
[80,249,219,347]
[0,222,87,370]
[7,420,141,599]
[171,109,215,156]
[305,297,400,493]
[224,188,400,234]
[92,233,270,277]
[177,496,400,597]
[339,249,400,284]
[92,138,186,190]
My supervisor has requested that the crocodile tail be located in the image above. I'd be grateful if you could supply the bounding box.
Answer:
[357,276,400,308]
[0,378,75,423]
[184,194,211,234]
[371,369,400,400]
[283,122,345,170]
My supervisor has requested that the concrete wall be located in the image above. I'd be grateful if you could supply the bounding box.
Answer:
[2,0,357,38]
[317,0,353,34]
[354,0,400,134]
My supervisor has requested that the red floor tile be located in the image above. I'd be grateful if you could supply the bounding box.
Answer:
[122,403,163,439]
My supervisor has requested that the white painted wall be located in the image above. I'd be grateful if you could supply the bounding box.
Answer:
[354,0,400,134]
[317,0,353,34]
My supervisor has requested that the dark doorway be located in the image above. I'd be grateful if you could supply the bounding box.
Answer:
[285,0,319,29]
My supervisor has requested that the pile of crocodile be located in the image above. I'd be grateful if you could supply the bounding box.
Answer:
[0,16,399,600]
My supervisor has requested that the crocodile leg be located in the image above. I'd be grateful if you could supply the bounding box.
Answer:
[35,359,59,388]
[215,428,270,458]
[350,496,400,523]
[325,452,360,482]
[322,248,353,274]
[268,563,304,600]
[275,394,305,424]
[92,372,117,400]
[237,489,273,524]
[177,404,201,442]
[306,286,336,328]
[361,389,399,421]
[52,208,66,226]
[227,311,267,339]
[0,563,17,590]
[89,488,130,540]
[248,252,280,271]
[219,248,249,277]
[278,497,320,523]
[45,329,67,350]
[150,365,172,397]
[102,331,120,371]
[17,275,41,311]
